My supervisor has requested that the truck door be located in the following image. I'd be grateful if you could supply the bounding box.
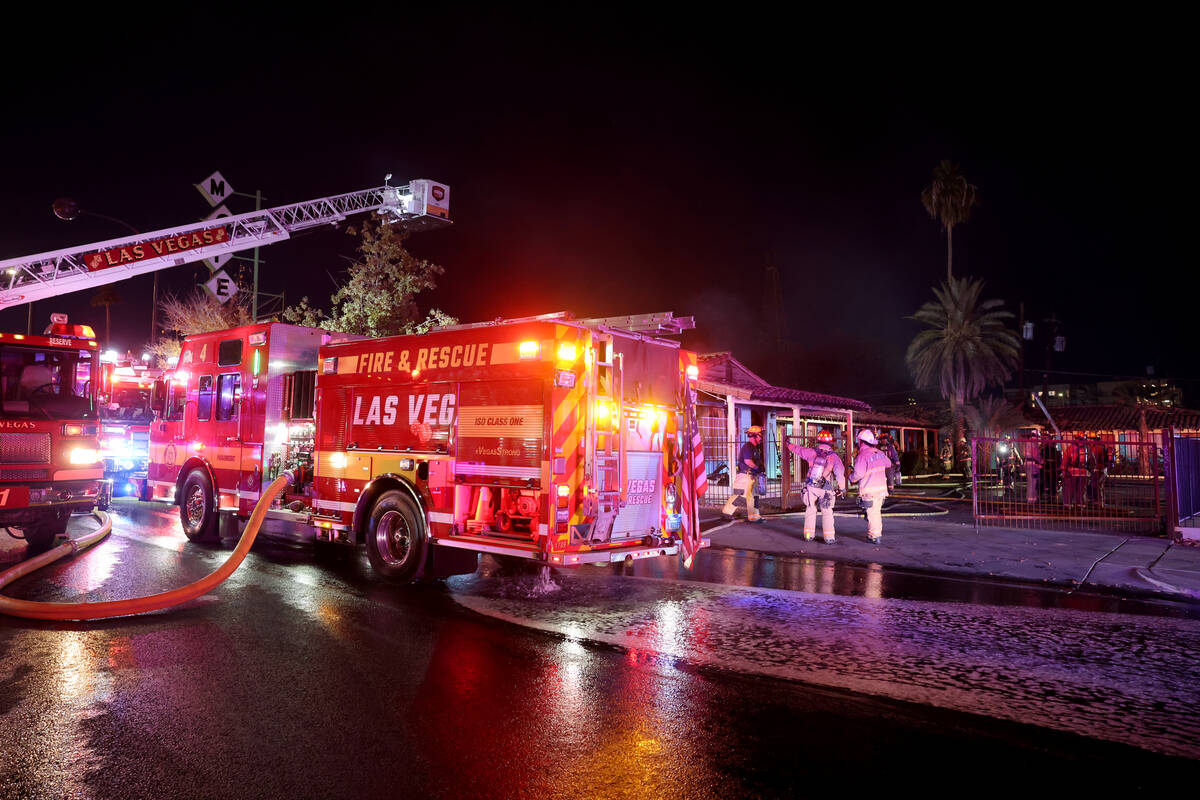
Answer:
[150,376,187,486]
[192,337,246,499]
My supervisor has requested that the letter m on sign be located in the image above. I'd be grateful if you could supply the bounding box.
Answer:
[196,170,233,208]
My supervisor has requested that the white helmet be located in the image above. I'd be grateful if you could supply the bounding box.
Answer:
[857,429,877,446]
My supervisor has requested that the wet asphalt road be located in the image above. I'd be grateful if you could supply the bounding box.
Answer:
[1,501,1198,798]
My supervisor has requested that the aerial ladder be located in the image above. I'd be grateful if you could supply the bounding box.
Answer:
[0,178,450,309]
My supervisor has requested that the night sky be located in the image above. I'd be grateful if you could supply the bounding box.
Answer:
[2,13,1191,406]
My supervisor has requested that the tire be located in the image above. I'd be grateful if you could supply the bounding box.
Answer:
[23,510,69,551]
[179,469,219,542]
[96,480,112,512]
[365,490,426,583]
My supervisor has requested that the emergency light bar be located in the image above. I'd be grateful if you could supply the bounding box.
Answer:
[43,322,96,339]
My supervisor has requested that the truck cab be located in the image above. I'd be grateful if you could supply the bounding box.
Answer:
[0,320,104,549]
[146,322,358,539]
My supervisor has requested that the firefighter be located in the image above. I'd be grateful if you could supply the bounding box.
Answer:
[879,432,902,491]
[1020,429,1044,504]
[787,430,846,543]
[1061,433,1090,508]
[939,437,953,474]
[850,429,891,544]
[722,425,765,523]
[1088,433,1112,505]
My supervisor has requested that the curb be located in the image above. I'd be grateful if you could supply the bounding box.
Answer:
[1132,568,1200,601]
[700,540,1200,606]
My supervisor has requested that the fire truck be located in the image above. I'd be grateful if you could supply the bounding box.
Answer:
[97,359,162,502]
[0,316,106,549]
[0,174,451,538]
[144,312,708,582]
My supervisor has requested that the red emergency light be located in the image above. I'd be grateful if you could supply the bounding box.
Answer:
[43,320,96,339]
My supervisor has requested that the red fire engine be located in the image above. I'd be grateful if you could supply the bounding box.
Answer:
[98,359,162,502]
[0,316,105,549]
[145,312,707,582]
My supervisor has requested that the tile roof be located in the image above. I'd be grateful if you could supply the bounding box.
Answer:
[747,385,872,413]
[1036,404,1200,432]
[695,352,934,424]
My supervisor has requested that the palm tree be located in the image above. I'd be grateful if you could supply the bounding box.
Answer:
[921,159,979,282]
[906,277,1020,466]
[964,395,1028,439]
[964,395,1029,472]
[89,284,122,348]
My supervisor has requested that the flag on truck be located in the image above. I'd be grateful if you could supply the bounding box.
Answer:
[679,388,705,568]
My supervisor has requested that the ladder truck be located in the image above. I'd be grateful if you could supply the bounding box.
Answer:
[144,312,709,582]
[0,177,451,549]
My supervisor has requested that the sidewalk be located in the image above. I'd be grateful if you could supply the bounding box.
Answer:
[700,506,1200,604]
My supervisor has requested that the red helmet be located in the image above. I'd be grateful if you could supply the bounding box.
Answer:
[816,430,834,446]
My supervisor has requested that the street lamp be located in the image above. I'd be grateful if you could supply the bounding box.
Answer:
[52,198,158,347]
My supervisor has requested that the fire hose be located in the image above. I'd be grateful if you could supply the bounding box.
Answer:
[0,473,292,621]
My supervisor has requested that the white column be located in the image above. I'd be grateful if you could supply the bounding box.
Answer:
[726,394,737,478]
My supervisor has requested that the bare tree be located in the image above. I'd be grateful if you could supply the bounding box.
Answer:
[145,288,253,368]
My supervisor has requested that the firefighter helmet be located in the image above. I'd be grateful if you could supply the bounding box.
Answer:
[857,429,878,446]
[746,425,763,437]
[816,430,834,447]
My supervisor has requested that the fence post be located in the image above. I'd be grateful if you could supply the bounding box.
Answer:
[781,439,791,511]
[970,437,979,531]
[1164,428,1178,540]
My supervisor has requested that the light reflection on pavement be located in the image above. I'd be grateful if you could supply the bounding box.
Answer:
[449,566,1200,760]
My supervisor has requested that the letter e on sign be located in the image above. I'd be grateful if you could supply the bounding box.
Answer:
[204,269,239,305]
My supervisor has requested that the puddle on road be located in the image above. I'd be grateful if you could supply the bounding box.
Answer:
[607,546,1200,620]
[449,561,1200,761]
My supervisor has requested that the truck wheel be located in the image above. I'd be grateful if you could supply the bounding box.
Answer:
[365,490,425,583]
[96,480,112,512]
[180,469,219,542]
[23,510,69,551]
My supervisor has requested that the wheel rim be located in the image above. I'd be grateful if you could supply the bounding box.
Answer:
[185,485,206,528]
[374,509,412,567]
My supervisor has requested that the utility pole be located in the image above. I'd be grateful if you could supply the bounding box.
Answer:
[1042,313,1064,401]
[1018,302,1025,398]
[251,189,262,320]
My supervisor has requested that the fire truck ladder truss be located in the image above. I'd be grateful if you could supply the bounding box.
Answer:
[0,181,450,308]
[581,336,625,545]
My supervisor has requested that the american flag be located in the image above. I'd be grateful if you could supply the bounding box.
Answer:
[679,390,705,569]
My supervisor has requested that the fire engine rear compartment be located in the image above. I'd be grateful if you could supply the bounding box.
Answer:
[312,319,693,570]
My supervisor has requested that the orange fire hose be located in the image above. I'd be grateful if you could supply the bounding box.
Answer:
[0,473,292,621]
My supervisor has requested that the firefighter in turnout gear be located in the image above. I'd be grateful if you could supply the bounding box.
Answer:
[787,430,846,543]
[723,425,766,523]
[850,429,891,544]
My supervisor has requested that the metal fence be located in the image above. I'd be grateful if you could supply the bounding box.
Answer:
[700,434,855,511]
[971,435,1166,534]
[1167,430,1200,535]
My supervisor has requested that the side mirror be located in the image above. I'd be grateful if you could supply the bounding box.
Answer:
[150,379,167,414]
